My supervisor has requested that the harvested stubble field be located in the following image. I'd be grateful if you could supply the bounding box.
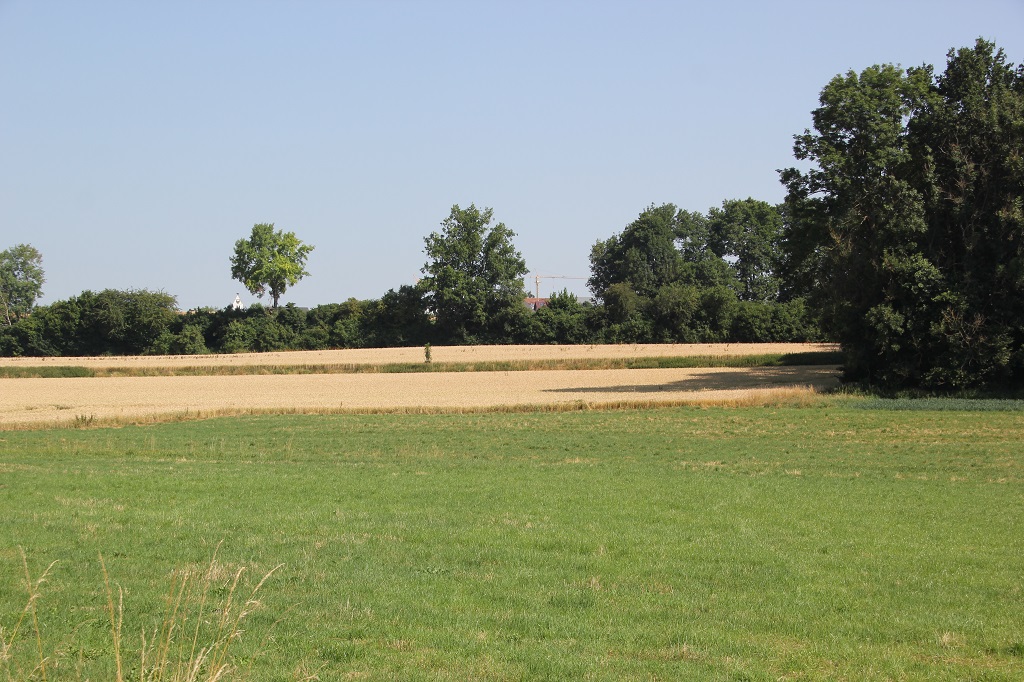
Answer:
[0,344,839,427]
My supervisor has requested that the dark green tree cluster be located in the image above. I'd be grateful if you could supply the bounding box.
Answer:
[587,200,818,343]
[782,39,1024,390]
[180,288,434,354]
[0,291,437,357]
[0,289,179,356]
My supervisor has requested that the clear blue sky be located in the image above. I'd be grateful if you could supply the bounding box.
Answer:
[2,1,1022,309]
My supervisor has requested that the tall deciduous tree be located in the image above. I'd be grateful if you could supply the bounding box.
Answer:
[781,39,1024,389]
[705,199,784,302]
[589,204,684,300]
[420,204,529,344]
[909,40,1024,388]
[590,204,738,305]
[0,244,45,326]
[230,224,314,308]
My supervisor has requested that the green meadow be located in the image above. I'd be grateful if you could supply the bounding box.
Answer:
[2,401,1022,680]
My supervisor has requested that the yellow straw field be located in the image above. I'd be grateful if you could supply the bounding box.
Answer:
[0,344,840,427]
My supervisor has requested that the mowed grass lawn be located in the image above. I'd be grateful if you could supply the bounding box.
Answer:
[1,402,1022,680]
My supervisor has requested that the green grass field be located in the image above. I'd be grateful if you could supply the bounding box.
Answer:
[2,401,1022,680]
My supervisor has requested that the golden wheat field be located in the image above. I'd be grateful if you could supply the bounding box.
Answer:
[0,344,840,427]
[0,343,834,368]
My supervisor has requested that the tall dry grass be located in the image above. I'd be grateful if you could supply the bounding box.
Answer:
[1,547,280,682]
[0,551,56,681]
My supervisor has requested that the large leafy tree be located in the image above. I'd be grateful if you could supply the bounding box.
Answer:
[420,204,529,344]
[705,199,784,302]
[908,41,1024,388]
[585,199,820,344]
[589,204,684,300]
[780,62,933,385]
[590,204,738,304]
[589,204,748,342]
[781,39,1024,389]
[230,224,314,308]
[0,244,45,326]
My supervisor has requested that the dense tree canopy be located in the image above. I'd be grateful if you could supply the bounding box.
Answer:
[781,39,1024,390]
[5,289,178,356]
[0,244,45,326]
[230,223,314,308]
[705,199,784,302]
[419,204,530,344]
[589,204,687,299]
[589,203,767,305]
[588,203,814,344]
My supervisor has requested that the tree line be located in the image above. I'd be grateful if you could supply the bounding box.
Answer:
[2,39,1021,392]
[0,199,820,359]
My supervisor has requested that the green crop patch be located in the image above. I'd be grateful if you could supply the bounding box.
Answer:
[0,365,93,378]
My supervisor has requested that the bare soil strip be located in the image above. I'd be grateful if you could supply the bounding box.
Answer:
[1,365,840,427]
[0,343,837,369]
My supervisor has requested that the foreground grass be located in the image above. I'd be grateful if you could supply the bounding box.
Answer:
[0,351,840,379]
[1,402,1022,680]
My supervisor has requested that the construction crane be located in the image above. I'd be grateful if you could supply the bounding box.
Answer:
[531,274,587,298]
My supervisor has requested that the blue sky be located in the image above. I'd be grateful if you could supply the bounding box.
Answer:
[2,1,1022,309]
